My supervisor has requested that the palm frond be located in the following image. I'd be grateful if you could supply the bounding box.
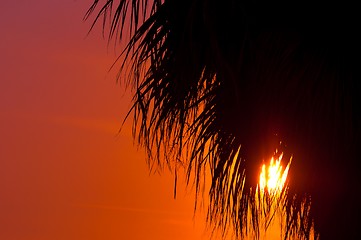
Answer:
[85,1,360,239]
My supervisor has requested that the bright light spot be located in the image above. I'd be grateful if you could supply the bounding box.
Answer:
[256,152,316,239]
[259,153,291,194]
[256,152,292,238]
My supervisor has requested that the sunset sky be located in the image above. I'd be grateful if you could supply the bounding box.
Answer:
[0,1,214,239]
[0,1,285,240]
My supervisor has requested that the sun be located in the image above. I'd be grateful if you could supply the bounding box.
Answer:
[255,152,293,237]
[259,152,291,195]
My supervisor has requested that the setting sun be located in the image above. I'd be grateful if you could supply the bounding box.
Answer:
[259,153,291,194]
[254,151,293,239]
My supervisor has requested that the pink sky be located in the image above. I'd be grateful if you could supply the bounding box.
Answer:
[0,1,283,239]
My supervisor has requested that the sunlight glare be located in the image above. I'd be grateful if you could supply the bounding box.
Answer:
[259,153,291,194]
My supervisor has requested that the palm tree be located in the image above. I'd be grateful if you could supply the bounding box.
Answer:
[85,1,360,239]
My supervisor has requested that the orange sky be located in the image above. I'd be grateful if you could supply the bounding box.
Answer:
[0,1,283,239]
[0,1,214,239]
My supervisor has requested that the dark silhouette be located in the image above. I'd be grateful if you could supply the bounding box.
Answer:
[86,1,360,239]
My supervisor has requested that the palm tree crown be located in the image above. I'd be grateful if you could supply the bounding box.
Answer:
[86,1,360,239]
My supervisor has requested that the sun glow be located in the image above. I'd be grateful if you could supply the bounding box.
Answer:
[259,153,291,194]
[254,152,292,239]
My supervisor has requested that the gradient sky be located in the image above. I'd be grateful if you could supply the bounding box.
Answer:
[0,1,283,239]
[0,1,215,239]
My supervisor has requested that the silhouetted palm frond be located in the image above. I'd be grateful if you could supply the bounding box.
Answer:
[85,1,360,239]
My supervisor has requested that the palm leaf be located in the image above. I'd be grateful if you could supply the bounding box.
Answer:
[85,1,360,239]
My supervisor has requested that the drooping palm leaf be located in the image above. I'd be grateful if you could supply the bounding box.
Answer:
[85,1,360,239]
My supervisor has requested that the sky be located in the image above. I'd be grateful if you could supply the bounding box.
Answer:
[0,1,214,239]
[0,1,283,239]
